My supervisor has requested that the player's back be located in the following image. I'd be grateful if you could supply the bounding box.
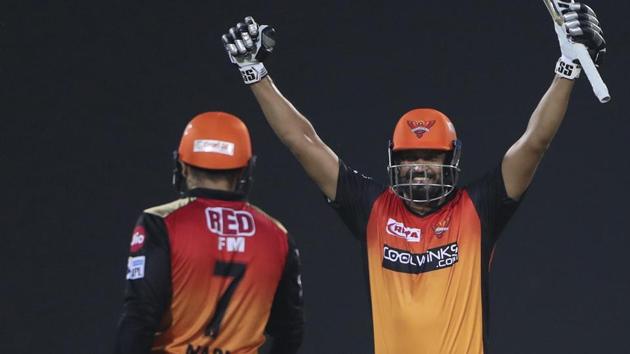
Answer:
[117,189,301,354]
[154,195,289,353]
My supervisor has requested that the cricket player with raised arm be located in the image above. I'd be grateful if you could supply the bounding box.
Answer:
[221,3,605,353]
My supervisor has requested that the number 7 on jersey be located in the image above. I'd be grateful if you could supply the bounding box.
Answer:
[205,261,247,338]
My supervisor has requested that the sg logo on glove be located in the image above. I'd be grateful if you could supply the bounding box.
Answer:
[556,61,575,77]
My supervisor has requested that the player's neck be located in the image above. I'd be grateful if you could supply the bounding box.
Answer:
[404,198,449,216]
[186,178,236,192]
[405,201,436,216]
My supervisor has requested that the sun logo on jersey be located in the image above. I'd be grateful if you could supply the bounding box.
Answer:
[433,216,450,237]
[407,120,436,139]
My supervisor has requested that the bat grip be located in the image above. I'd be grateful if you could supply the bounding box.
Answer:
[574,43,610,103]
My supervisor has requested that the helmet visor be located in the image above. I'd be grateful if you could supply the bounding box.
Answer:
[388,162,460,203]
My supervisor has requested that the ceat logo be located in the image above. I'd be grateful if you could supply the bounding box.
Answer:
[130,226,146,253]
[434,216,450,237]
[407,120,436,139]
[205,207,256,237]
[386,218,421,242]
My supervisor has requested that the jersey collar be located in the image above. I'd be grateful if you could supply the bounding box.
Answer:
[402,188,459,217]
[186,188,247,201]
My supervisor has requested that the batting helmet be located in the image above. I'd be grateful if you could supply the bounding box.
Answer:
[173,112,255,195]
[387,108,462,203]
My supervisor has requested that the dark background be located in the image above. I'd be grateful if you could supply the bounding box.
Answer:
[2,1,629,353]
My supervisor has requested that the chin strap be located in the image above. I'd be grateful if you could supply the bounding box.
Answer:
[172,152,257,197]
[405,191,453,216]
[172,151,186,196]
[234,156,256,196]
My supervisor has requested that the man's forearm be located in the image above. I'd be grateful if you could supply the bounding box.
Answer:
[502,76,575,199]
[523,76,575,152]
[250,76,318,149]
[249,75,340,199]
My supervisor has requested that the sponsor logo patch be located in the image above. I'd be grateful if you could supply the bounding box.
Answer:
[407,120,436,139]
[130,225,146,253]
[433,216,450,237]
[206,207,256,253]
[386,218,421,242]
[205,207,256,236]
[382,242,459,274]
[127,256,145,280]
[218,236,245,252]
[193,139,235,156]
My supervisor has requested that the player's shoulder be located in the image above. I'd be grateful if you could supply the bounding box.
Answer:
[461,165,504,195]
[247,203,288,235]
[144,197,197,219]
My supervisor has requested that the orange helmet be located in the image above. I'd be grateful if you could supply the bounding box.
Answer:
[178,112,252,170]
[391,108,457,152]
[388,108,462,204]
[173,112,256,196]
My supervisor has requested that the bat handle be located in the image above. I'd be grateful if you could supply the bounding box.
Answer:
[574,43,611,103]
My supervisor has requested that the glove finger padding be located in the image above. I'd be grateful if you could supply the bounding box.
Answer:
[236,22,255,50]
[565,20,603,39]
[222,34,238,57]
[561,4,606,66]
[563,2,597,18]
[562,12,599,26]
[226,27,245,54]
[228,27,239,41]
[222,16,275,84]
[570,26,605,48]
[570,27,606,66]
[244,16,259,37]
[566,22,604,42]
[553,2,607,79]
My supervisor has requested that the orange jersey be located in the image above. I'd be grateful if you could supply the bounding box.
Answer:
[331,161,520,354]
[115,189,304,354]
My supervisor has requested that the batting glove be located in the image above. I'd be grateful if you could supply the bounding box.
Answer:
[222,16,276,84]
[554,2,606,79]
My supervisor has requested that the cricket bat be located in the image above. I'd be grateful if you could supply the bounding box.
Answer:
[543,0,610,103]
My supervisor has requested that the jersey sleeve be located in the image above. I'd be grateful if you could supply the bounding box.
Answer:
[466,164,522,249]
[115,212,172,354]
[327,159,388,240]
[265,234,304,354]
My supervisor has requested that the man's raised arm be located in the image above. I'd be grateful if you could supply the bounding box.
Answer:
[221,17,339,200]
[502,2,606,200]
[251,77,340,200]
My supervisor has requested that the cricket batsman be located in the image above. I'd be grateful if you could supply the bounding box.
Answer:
[221,2,605,353]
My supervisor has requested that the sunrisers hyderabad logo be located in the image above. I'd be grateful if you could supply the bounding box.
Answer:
[433,216,450,237]
[407,120,436,139]
[130,225,146,253]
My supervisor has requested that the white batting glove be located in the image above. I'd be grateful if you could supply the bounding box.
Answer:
[554,2,606,80]
[222,16,276,84]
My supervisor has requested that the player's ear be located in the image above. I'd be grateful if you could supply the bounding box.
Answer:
[180,162,190,178]
[391,151,402,164]
[439,152,447,163]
